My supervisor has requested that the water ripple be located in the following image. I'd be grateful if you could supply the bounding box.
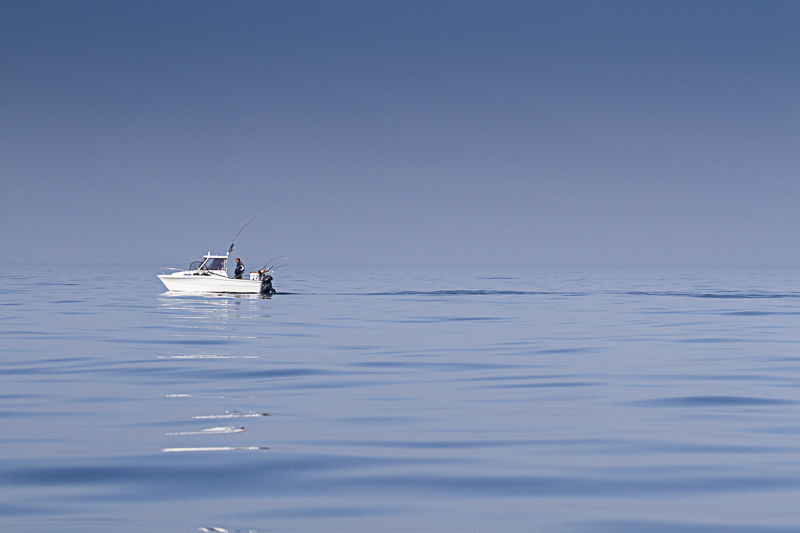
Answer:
[627,396,798,408]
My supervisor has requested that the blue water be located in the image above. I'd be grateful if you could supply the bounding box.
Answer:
[3,266,800,532]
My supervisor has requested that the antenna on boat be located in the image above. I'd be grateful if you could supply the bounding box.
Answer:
[227,215,257,256]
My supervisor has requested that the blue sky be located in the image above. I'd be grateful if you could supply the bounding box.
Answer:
[2,1,799,266]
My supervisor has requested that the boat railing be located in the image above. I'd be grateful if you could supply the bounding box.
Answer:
[160,267,183,275]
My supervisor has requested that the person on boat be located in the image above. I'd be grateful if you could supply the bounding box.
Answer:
[234,258,245,279]
[259,269,276,294]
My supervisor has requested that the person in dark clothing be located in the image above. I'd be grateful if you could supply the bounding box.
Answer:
[234,258,245,279]
[259,270,276,294]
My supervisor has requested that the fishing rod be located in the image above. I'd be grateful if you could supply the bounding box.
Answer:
[261,256,289,273]
[227,215,257,256]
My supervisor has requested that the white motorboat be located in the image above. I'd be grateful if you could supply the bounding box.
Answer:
[158,218,278,294]
[158,253,264,293]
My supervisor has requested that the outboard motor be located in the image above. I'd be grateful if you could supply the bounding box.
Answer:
[259,271,276,295]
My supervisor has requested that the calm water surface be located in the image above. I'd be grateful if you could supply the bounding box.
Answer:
[3,266,800,532]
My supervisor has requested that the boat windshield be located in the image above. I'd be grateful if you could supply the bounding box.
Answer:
[203,258,226,270]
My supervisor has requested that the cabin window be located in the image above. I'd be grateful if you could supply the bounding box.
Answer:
[204,258,226,270]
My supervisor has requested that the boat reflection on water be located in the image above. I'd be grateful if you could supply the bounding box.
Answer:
[160,290,273,299]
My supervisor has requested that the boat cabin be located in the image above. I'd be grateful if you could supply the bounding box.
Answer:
[189,253,228,272]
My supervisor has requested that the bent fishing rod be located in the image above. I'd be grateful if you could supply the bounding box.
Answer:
[227,215,257,256]
[261,256,289,273]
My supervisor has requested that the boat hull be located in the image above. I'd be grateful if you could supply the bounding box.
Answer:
[158,274,262,294]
